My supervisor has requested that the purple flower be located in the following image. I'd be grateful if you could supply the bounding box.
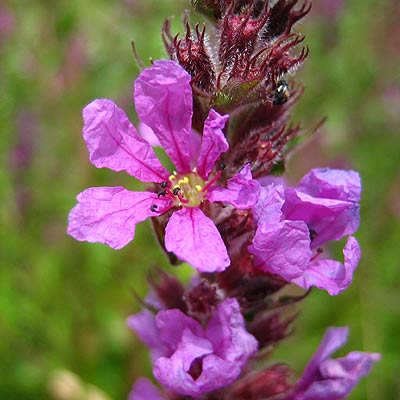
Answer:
[127,298,258,397]
[129,378,166,400]
[67,60,260,272]
[248,168,361,295]
[292,327,380,400]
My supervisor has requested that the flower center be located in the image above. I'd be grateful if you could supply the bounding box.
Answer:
[168,171,206,207]
[150,169,222,215]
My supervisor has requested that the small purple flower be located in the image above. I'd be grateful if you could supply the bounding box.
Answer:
[127,298,258,397]
[292,327,380,400]
[248,168,361,295]
[67,60,260,272]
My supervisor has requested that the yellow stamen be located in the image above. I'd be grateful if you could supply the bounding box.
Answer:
[178,177,189,185]
[168,175,175,182]
[195,185,202,192]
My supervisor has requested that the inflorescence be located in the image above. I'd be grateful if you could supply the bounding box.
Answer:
[67,1,380,399]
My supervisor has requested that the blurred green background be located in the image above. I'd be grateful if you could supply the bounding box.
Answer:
[1,0,399,399]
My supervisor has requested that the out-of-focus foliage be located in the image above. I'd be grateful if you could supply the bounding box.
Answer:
[1,0,398,399]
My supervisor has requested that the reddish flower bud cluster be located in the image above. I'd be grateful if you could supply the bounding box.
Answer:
[163,0,310,177]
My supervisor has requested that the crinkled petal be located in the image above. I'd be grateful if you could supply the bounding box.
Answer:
[297,351,380,400]
[248,220,312,281]
[154,354,199,397]
[83,99,168,183]
[257,175,286,187]
[129,378,166,400]
[207,164,261,209]
[126,309,158,349]
[139,122,202,164]
[67,187,170,249]
[175,328,213,371]
[253,184,285,225]
[206,298,258,365]
[292,236,361,295]
[194,354,241,394]
[298,379,350,400]
[298,168,361,202]
[154,330,213,397]
[156,309,204,350]
[126,310,166,360]
[296,327,349,393]
[197,109,229,179]
[138,121,161,147]
[294,327,380,400]
[282,188,360,247]
[321,351,381,381]
[154,352,238,397]
[189,129,202,167]
[153,311,235,397]
[152,300,257,397]
[134,60,192,173]
[165,208,230,272]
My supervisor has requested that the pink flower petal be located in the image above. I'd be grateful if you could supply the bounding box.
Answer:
[171,328,213,371]
[164,208,230,272]
[320,351,381,381]
[195,354,241,394]
[294,327,380,400]
[295,327,349,394]
[126,309,158,349]
[257,175,286,187]
[126,310,167,361]
[138,121,203,169]
[253,184,285,225]
[189,130,202,168]
[134,60,193,173]
[129,378,166,400]
[67,187,170,249]
[156,309,204,349]
[206,298,258,365]
[153,301,256,397]
[83,99,168,183]
[207,164,260,209]
[300,351,380,400]
[154,325,214,397]
[298,168,361,203]
[154,336,213,397]
[248,220,312,281]
[197,109,229,179]
[138,121,161,147]
[153,330,241,397]
[283,188,360,247]
[292,236,361,295]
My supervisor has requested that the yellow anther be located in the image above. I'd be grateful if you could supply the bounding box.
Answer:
[173,184,179,189]
[195,185,202,192]
[178,177,189,185]
[168,175,175,182]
